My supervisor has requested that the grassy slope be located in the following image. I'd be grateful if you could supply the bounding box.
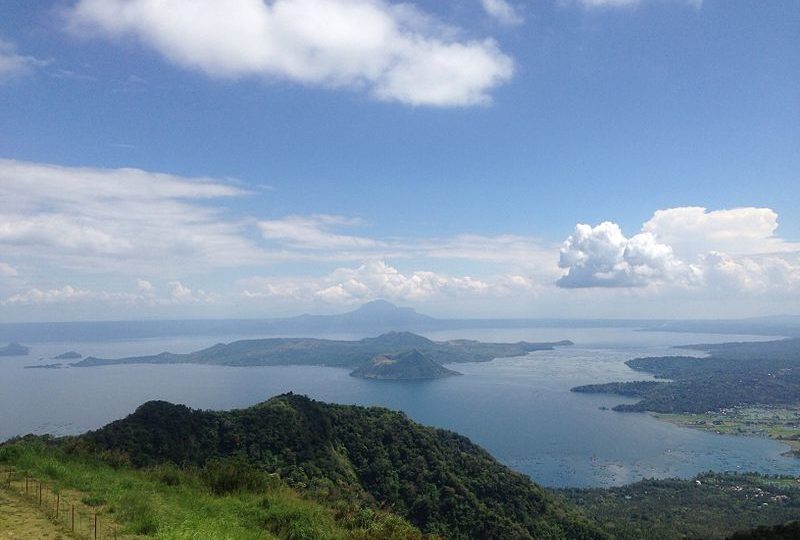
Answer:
[0,488,70,540]
[0,439,426,540]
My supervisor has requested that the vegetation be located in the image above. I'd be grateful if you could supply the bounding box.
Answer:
[71,331,573,369]
[571,338,800,414]
[13,394,605,540]
[728,521,800,539]
[0,437,427,539]
[563,472,800,540]
[350,350,462,380]
[653,407,800,457]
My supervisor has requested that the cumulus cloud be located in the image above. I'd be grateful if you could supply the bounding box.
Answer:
[558,207,800,291]
[3,285,94,305]
[136,278,155,294]
[557,222,698,288]
[481,0,523,25]
[0,159,265,273]
[0,39,47,82]
[66,0,514,107]
[642,206,799,257]
[700,251,800,293]
[2,279,219,307]
[240,260,534,305]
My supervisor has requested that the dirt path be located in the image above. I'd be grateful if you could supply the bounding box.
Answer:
[0,489,71,540]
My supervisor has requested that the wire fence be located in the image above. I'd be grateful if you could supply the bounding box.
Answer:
[0,464,123,539]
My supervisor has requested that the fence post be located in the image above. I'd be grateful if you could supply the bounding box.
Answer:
[25,472,29,495]
[94,513,98,540]
[38,481,42,506]
[56,493,60,520]
[71,503,75,532]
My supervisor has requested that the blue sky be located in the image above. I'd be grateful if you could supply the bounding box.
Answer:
[0,0,798,321]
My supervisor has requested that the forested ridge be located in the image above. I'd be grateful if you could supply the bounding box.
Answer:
[69,393,604,540]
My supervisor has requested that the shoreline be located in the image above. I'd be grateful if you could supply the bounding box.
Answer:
[650,406,800,458]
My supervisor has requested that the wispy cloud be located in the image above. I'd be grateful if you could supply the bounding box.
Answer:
[0,159,266,274]
[259,215,383,250]
[481,0,523,25]
[0,38,48,82]
[66,0,514,107]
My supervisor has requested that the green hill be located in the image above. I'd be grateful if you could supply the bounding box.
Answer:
[70,394,604,539]
[350,350,462,380]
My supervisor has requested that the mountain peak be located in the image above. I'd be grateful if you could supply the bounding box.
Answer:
[353,299,407,314]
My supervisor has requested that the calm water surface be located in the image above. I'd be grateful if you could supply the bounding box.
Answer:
[1,327,797,487]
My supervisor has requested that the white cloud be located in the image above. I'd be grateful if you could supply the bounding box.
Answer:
[481,0,523,25]
[558,207,800,292]
[0,39,47,82]
[66,0,513,107]
[2,280,219,307]
[700,251,800,293]
[169,281,192,301]
[136,278,155,294]
[642,206,799,257]
[259,215,381,249]
[0,262,18,278]
[3,285,94,305]
[240,260,535,305]
[557,222,698,288]
[0,159,266,273]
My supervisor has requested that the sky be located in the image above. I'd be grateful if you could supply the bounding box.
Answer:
[0,0,798,322]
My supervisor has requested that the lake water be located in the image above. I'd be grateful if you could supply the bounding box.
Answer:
[1,326,798,488]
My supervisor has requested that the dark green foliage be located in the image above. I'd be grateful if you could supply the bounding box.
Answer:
[571,338,800,413]
[76,394,605,539]
[200,456,279,494]
[563,472,800,539]
[73,331,571,368]
[728,520,800,539]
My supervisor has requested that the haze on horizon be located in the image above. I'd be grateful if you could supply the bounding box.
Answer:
[1,0,798,323]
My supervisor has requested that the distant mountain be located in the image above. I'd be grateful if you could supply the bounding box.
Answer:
[0,342,29,356]
[287,299,436,330]
[73,331,573,368]
[350,350,462,380]
[53,351,81,360]
[2,300,798,343]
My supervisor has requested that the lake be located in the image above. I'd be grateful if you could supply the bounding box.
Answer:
[1,326,798,488]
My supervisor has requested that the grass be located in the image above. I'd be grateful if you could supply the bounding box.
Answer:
[0,488,72,539]
[0,439,427,540]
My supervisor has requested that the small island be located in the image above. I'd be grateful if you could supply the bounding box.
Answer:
[350,350,462,380]
[53,351,82,360]
[0,342,30,356]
